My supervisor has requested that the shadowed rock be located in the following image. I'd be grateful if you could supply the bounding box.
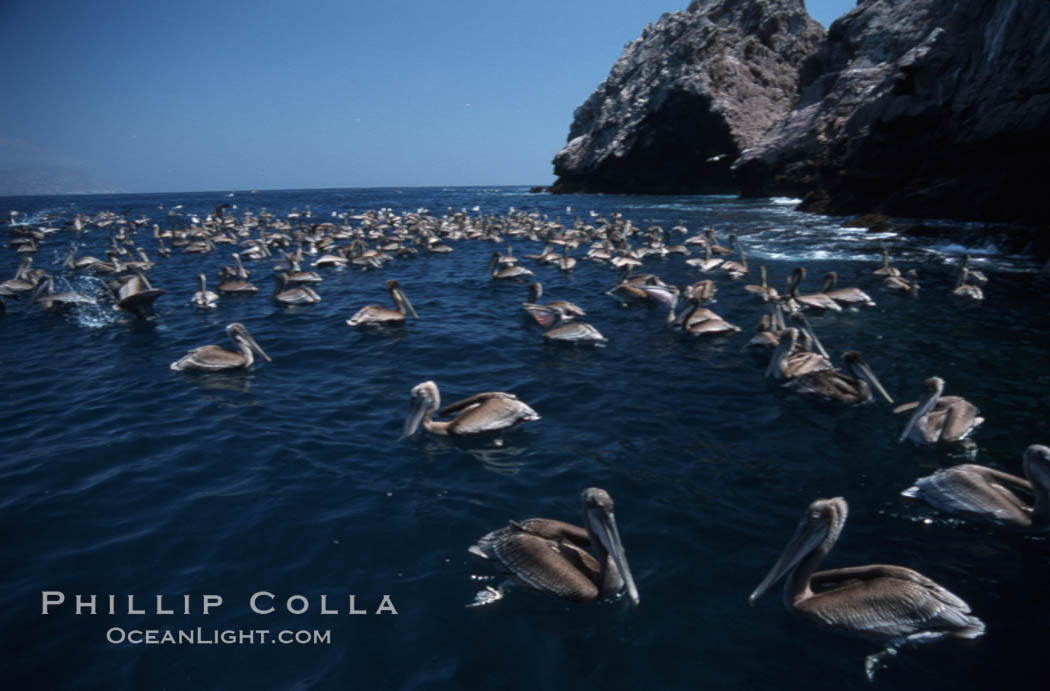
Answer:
[551,0,824,195]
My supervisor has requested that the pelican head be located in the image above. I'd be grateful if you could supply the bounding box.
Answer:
[899,376,946,442]
[1023,445,1050,492]
[527,281,543,302]
[842,351,894,404]
[749,497,847,607]
[387,280,418,319]
[403,380,440,437]
[226,322,271,363]
[821,271,838,292]
[765,327,799,379]
[787,266,806,297]
[582,488,640,606]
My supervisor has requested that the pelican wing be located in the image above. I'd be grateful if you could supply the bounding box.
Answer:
[904,466,1033,527]
[438,391,519,416]
[791,371,866,403]
[940,400,983,442]
[174,345,246,371]
[448,397,539,435]
[471,527,600,602]
[803,565,983,639]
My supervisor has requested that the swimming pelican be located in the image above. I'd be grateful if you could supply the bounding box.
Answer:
[744,265,778,301]
[522,304,606,343]
[191,273,219,309]
[468,487,639,607]
[273,272,322,305]
[217,254,258,293]
[873,248,900,277]
[821,272,875,307]
[764,328,832,380]
[749,497,984,679]
[488,251,533,280]
[883,269,920,296]
[952,268,984,301]
[685,243,723,272]
[110,269,163,319]
[668,292,740,336]
[170,322,271,372]
[402,381,539,437]
[524,282,586,318]
[957,254,987,284]
[787,267,842,312]
[901,444,1050,532]
[346,280,418,326]
[721,238,749,278]
[788,351,894,404]
[896,377,984,443]
[30,276,98,311]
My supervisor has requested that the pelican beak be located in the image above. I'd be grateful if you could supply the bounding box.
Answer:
[748,512,829,606]
[396,288,419,319]
[898,385,941,442]
[402,391,432,437]
[236,327,271,363]
[794,312,829,360]
[587,505,640,606]
[854,359,894,405]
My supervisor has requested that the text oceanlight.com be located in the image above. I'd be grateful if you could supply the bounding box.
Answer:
[106,628,331,645]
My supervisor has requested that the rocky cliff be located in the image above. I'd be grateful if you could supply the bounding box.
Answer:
[553,0,1050,227]
[550,0,825,194]
[735,0,1050,225]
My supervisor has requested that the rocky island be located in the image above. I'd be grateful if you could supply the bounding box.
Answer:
[552,0,1050,230]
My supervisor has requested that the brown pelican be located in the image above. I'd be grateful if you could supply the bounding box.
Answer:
[706,228,733,256]
[747,302,787,352]
[522,304,606,343]
[896,377,984,443]
[685,243,723,272]
[669,293,740,336]
[787,267,842,312]
[744,265,778,302]
[952,268,984,301]
[606,268,665,302]
[749,497,984,679]
[488,251,533,281]
[720,238,749,278]
[821,272,875,307]
[685,279,716,302]
[524,282,586,318]
[273,272,321,305]
[883,269,920,296]
[788,351,894,404]
[346,280,418,326]
[110,269,163,319]
[901,444,1050,531]
[764,327,832,380]
[402,381,539,437]
[0,257,39,295]
[957,254,988,284]
[191,273,219,309]
[468,487,639,607]
[217,254,258,293]
[30,276,98,310]
[557,245,577,272]
[872,248,901,277]
[170,322,271,372]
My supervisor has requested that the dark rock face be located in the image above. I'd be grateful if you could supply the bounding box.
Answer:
[735,0,1050,225]
[551,0,824,194]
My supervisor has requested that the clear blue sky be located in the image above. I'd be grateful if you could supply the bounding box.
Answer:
[0,1,853,193]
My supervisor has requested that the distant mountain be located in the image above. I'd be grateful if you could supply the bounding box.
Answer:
[0,166,124,196]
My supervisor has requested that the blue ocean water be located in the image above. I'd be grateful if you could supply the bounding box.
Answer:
[1,186,1048,690]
